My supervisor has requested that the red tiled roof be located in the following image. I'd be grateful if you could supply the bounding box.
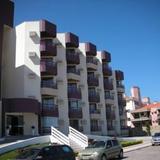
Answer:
[143,102,160,109]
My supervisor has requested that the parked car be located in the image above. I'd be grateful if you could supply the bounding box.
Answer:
[152,132,160,146]
[78,138,123,160]
[15,144,76,160]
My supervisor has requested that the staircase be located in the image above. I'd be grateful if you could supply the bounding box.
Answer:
[69,126,88,151]
[50,126,88,152]
[50,127,70,145]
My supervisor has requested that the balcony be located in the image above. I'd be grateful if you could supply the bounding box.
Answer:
[91,126,101,132]
[85,42,97,56]
[40,39,57,57]
[115,70,124,80]
[101,50,111,62]
[118,98,126,106]
[88,92,100,103]
[40,60,57,76]
[106,112,116,120]
[41,105,59,117]
[103,65,112,76]
[86,57,98,70]
[65,32,79,48]
[40,20,56,38]
[107,126,114,131]
[117,83,125,92]
[68,88,82,99]
[66,52,80,64]
[41,82,58,97]
[69,108,82,118]
[104,80,113,90]
[88,76,99,86]
[131,116,151,122]
[105,95,114,105]
[90,109,101,119]
[67,68,80,81]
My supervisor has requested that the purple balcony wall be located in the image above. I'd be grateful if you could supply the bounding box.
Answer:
[66,52,80,64]
[104,80,113,90]
[103,65,112,76]
[106,112,116,120]
[40,60,57,76]
[115,70,124,80]
[65,32,79,48]
[2,98,40,114]
[41,105,59,117]
[85,42,97,56]
[101,50,111,62]
[40,20,56,38]
[40,39,57,57]
[88,77,99,86]
[68,88,82,99]
[88,92,100,103]
[69,108,82,118]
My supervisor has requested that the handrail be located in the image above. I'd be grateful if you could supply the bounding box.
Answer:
[69,126,88,146]
[51,127,69,145]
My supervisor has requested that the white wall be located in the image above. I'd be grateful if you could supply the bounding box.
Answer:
[96,51,107,135]
[56,33,69,134]
[112,71,121,135]
[79,43,91,134]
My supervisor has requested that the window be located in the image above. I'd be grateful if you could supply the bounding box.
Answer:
[90,103,97,113]
[107,140,112,147]
[68,83,77,91]
[69,100,80,110]
[42,117,58,127]
[42,98,55,108]
[112,140,119,146]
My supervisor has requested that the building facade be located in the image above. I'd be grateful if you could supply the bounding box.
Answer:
[131,103,160,135]
[0,0,14,137]
[0,1,127,137]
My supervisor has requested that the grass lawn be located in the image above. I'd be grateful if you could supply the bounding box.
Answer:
[0,143,50,160]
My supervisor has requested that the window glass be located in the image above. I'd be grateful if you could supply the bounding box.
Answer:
[61,146,72,153]
[112,140,119,146]
[107,140,112,147]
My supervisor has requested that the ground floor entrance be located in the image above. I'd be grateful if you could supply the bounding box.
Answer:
[6,115,23,136]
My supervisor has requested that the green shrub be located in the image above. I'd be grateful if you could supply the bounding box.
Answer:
[120,140,143,147]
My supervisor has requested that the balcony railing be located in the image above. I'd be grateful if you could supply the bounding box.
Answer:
[90,109,101,114]
[68,88,82,99]
[102,65,112,76]
[101,51,111,62]
[117,83,125,89]
[105,95,114,100]
[41,104,58,117]
[88,92,100,103]
[104,80,113,90]
[106,112,116,119]
[65,32,79,48]
[40,60,57,76]
[41,81,57,89]
[91,126,101,132]
[40,39,57,57]
[118,98,126,106]
[67,68,80,75]
[88,76,99,86]
[69,108,82,118]
[86,57,98,65]
[66,52,80,64]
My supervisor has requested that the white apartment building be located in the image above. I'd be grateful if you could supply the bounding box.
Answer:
[1,20,127,137]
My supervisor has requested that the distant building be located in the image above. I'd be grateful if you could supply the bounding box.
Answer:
[131,102,160,135]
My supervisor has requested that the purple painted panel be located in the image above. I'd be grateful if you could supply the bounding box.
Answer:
[65,32,79,48]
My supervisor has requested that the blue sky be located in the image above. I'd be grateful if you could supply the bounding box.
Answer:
[14,0,160,102]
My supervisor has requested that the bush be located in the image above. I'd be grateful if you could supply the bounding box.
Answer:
[120,140,143,147]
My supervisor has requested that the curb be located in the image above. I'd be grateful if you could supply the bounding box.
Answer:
[123,143,151,153]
